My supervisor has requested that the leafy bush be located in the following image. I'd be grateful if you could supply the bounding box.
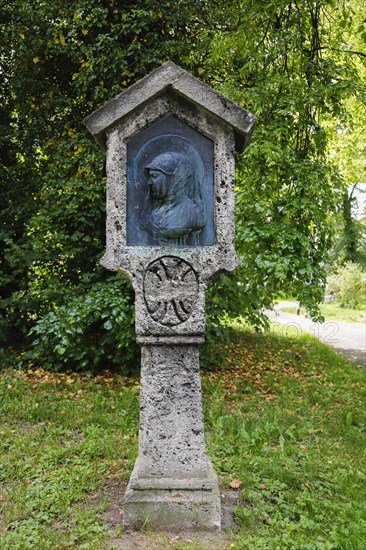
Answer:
[28,276,139,372]
[25,268,266,374]
[327,262,366,308]
[202,270,271,371]
[205,269,270,338]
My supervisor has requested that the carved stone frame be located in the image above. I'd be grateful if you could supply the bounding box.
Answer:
[102,91,237,340]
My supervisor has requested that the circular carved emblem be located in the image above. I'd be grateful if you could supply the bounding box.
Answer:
[143,256,198,326]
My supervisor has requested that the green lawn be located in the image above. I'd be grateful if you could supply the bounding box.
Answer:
[1,331,365,549]
[281,302,366,323]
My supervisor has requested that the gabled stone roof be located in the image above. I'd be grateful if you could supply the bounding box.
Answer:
[84,61,256,152]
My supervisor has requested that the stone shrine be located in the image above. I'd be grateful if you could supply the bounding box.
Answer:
[84,61,256,531]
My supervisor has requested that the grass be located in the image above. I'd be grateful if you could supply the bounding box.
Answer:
[281,302,366,323]
[1,330,365,549]
[0,372,140,549]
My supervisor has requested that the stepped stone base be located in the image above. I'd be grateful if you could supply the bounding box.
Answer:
[123,459,221,531]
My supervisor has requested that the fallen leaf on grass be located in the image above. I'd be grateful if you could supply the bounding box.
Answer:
[230,479,242,489]
[265,394,280,402]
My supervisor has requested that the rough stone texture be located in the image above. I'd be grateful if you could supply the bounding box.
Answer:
[104,480,235,548]
[123,480,221,532]
[123,344,221,531]
[84,62,256,533]
[99,91,241,340]
[137,345,208,479]
[101,92,240,267]
[143,257,199,327]
[84,61,255,152]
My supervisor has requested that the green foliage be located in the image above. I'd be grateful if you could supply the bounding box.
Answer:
[206,271,270,337]
[281,302,364,323]
[0,370,139,548]
[202,0,366,319]
[26,276,138,372]
[0,0,213,356]
[332,185,366,267]
[327,261,366,307]
[1,0,365,366]
[202,270,271,370]
[326,7,366,267]
[203,330,366,549]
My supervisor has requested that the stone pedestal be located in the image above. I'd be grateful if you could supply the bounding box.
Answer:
[84,61,255,533]
[123,343,220,530]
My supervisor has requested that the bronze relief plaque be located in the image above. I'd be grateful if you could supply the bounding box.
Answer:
[126,115,214,246]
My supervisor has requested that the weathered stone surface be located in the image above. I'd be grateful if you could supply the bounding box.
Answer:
[100,92,240,286]
[84,61,256,533]
[84,61,255,152]
[95,87,244,344]
[123,478,221,532]
[124,484,221,532]
[123,343,221,531]
[143,257,199,327]
[138,345,207,479]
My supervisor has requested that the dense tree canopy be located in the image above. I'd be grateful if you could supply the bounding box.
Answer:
[1,0,365,368]
[203,0,366,317]
[1,0,213,349]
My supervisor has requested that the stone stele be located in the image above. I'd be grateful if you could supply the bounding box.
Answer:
[84,61,256,532]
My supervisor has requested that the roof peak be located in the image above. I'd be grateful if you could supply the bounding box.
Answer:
[84,61,256,153]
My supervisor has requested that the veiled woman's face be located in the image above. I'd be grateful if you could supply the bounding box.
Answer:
[148,169,168,199]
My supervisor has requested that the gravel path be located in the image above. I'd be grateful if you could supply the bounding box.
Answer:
[266,301,366,368]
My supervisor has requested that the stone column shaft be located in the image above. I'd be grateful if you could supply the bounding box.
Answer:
[123,343,221,531]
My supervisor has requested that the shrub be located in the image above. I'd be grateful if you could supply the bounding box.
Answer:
[327,262,366,308]
[28,276,139,372]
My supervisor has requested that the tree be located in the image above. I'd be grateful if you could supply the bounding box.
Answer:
[327,261,366,307]
[0,0,214,354]
[203,0,366,319]
[328,97,366,266]
[1,0,365,368]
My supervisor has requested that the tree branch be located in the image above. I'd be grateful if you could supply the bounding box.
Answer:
[325,47,366,60]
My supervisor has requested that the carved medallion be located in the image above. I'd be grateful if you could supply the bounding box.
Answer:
[143,256,198,326]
